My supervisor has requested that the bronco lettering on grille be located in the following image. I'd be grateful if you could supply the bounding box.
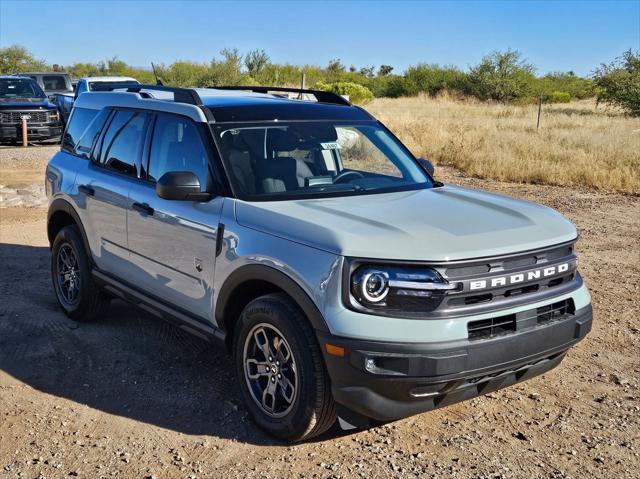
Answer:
[469,263,570,291]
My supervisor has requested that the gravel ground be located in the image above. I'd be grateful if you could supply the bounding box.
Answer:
[0,146,638,479]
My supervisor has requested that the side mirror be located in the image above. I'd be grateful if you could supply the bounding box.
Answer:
[156,171,211,201]
[418,158,435,176]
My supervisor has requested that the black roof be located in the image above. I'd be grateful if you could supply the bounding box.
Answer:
[92,83,376,123]
[201,95,374,122]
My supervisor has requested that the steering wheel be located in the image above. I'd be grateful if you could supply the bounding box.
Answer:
[333,170,365,184]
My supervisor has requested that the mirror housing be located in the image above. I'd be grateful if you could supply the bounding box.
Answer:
[417,158,435,176]
[156,171,211,201]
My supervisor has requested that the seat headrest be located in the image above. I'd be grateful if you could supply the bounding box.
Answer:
[266,129,298,152]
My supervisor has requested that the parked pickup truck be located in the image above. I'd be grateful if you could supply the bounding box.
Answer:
[25,72,74,97]
[55,76,140,124]
[0,75,63,143]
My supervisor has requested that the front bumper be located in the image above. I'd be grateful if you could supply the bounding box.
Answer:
[0,123,62,141]
[319,304,592,423]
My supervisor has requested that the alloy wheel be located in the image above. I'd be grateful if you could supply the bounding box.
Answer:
[56,243,81,305]
[243,323,298,418]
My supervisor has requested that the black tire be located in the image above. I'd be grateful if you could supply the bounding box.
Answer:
[51,225,110,322]
[233,293,336,441]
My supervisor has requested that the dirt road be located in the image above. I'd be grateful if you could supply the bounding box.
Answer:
[1,146,638,478]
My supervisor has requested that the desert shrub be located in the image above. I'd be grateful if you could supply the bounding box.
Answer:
[315,81,374,104]
[371,75,417,98]
[536,72,595,100]
[545,91,571,103]
[405,64,467,96]
[593,49,640,116]
[465,49,536,102]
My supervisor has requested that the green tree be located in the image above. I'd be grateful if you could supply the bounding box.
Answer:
[359,65,375,78]
[327,58,345,74]
[466,49,536,102]
[0,45,48,73]
[244,49,270,75]
[378,64,394,76]
[593,49,640,116]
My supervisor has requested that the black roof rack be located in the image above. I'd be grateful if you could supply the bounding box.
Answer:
[212,86,352,106]
[92,83,204,106]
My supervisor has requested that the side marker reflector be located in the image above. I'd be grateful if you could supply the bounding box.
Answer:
[325,343,345,357]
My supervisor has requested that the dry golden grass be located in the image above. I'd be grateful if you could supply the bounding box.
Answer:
[366,94,640,194]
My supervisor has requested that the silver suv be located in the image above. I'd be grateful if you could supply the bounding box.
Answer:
[46,84,592,441]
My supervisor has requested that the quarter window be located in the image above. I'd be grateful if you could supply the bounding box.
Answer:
[62,107,98,153]
[73,109,111,160]
[99,110,149,177]
[148,114,209,190]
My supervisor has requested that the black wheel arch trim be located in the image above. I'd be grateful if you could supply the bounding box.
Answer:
[215,264,330,335]
[47,198,91,256]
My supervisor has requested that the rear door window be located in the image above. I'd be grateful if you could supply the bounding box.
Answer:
[99,110,149,177]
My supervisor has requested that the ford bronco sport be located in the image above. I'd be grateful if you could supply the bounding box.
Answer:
[46,84,592,441]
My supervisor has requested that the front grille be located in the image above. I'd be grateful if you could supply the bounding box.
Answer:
[467,298,575,340]
[0,110,49,124]
[444,243,574,279]
[434,241,579,314]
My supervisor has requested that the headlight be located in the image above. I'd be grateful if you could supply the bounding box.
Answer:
[350,265,460,314]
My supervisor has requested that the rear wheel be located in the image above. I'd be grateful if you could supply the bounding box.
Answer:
[233,293,336,441]
[51,225,110,322]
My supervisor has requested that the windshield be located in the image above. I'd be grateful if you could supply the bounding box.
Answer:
[214,121,432,200]
[0,78,46,100]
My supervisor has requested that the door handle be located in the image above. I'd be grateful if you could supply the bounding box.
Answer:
[78,184,94,196]
[132,202,154,216]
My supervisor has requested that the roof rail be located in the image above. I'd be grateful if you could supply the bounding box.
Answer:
[92,83,204,106]
[212,86,352,106]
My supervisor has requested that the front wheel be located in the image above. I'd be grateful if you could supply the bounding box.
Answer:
[233,293,336,441]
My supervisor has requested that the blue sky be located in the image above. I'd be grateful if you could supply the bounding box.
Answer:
[1,0,638,76]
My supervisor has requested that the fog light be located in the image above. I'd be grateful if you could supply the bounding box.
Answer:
[365,358,376,371]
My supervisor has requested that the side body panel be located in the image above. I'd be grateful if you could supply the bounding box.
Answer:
[127,179,223,321]
[73,160,133,279]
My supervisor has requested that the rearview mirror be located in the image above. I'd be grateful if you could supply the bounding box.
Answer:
[156,171,211,201]
[418,158,435,176]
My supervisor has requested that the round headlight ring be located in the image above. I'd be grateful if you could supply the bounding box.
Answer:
[360,270,389,303]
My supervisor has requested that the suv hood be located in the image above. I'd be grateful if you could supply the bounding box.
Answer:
[235,185,577,261]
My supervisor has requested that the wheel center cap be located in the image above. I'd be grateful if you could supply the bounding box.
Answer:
[271,366,277,374]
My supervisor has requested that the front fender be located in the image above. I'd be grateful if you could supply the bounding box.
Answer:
[215,263,331,333]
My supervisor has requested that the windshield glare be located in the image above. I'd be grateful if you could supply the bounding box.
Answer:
[214,122,431,199]
[0,79,46,99]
